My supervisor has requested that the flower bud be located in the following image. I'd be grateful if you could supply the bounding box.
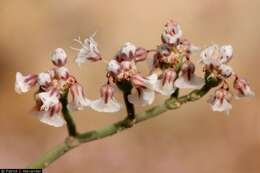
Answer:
[56,67,70,80]
[51,48,67,67]
[161,20,182,45]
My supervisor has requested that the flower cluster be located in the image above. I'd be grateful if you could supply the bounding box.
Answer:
[200,45,254,114]
[15,20,254,127]
[15,48,90,127]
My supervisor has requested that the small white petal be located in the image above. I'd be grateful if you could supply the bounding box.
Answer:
[35,111,66,127]
[90,98,121,113]
[210,99,232,114]
[154,79,176,96]
[174,75,204,89]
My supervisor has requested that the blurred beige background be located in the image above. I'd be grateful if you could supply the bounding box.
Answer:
[1,0,260,172]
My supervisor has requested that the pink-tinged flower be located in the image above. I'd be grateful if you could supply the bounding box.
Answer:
[34,102,65,127]
[107,59,121,75]
[68,83,90,110]
[37,72,52,88]
[56,67,70,80]
[161,20,182,45]
[91,84,121,112]
[208,88,232,114]
[174,60,204,89]
[74,35,102,65]
[219,64,234,78]
[51,48,67,67]
[233,77,255,98]
[154,69,177,96]
[38,89,60,111]
[115,42,148,62]
[15,72,38,94]
[128,74,157,106]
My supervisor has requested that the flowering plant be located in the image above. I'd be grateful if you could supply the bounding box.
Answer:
[15,20,254,169]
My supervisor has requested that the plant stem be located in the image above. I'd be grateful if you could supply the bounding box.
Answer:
[123,90,135,120]
[60,92,78,136]
[27,79,220,169]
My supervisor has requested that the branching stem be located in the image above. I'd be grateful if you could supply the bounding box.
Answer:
[27,77,220,169]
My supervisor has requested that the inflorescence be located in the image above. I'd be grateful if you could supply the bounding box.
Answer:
[15,20,254,127]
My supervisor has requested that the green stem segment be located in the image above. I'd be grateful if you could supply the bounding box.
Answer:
[27,78,220,169]
[60,92,78,136]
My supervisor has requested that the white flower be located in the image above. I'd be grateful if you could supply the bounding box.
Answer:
[56,67,70,80]
[199,45,221,67]
[208,88,232,114]
[107,59,120,74]
[200,44,233,67]
[154,69,177,96]
[233,77,255,98]
[37,72,52,86]
[34,102,65,127]
[68,83,90,110]
[174,60,204,89]
[90,84,121,112]
[128,74,157,106]
[219,45,233,64]
[38,89,60,111]
[74,35,101,65]
[51,48,67,67]
[161,20,182,45]
[219,64,233,78]
[15,72,37,94]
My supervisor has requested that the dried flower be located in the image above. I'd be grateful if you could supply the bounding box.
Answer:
[74,35,102,65]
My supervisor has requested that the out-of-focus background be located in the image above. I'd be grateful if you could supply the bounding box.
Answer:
[1,0,260,172]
